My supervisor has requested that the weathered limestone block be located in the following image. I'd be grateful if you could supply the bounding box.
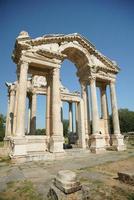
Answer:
[118,171,134,186]
[9,137,27,158]
[47,170,90,200]
[111,134,126,151]
[90,134,106,153]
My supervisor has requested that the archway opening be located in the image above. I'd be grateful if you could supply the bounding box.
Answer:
[60,59,80,148]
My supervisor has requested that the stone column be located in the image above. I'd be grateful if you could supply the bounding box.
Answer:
[75,103,78,134]
[46,76,51,136]
[110,81,120,135]
[9,89,16,135]
[69,102,73,133]
[77,99,86,149]
[5,93,10,137]
[110,80,126,151]
[100,84,110,146]
[89,77,105,153]
[90,78,99,135]
[15,61,28,137]
[11,61,28,157]
[13,84,19,135]
[81,81,90,147]
[49,67,64,153]
[27,95,32,134]
[30,92,37,135]
[5,88,15,136]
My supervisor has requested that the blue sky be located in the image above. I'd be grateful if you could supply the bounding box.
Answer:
[0,0,134,128]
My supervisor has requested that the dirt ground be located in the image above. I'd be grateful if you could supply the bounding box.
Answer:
[0,143,133,200]
[77,156,134,200]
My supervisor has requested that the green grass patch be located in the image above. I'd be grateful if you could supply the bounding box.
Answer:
[0,141,4,147]
[0,156,10,163]
[0,180,42,200]
[127,193,134,200]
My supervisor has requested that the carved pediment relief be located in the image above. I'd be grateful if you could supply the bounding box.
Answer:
[32,76,47,87]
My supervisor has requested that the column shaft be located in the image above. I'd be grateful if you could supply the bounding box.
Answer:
[110,81,120,135]
[13,84,19,134]
[6,89,15,136]
[90,78,99,134]
[30,93,37,135]
[52,67,62,136]
[100,85,109,132]
[5,94,10,137]
[50,67,64,152]
[15,61,28,137]
[27,96,31,134]
[75,103,78,134]
[69,102,73,133]
[81,82,90,135]
[46,76,51,136]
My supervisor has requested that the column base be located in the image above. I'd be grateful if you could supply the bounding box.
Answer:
[111,134,126,151]
[9,136,27,158]
[49,135,64,153]
[90,133,106,153]
[105,134,110,147]
[4,136,12,149]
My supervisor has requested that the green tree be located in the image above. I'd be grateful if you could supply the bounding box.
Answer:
[63,119,69,137]
[0,114,6,141]
[110,109,134,134]
[35,128,46,135]
[118,109,134,133]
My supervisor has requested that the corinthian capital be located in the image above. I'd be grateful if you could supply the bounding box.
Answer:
[88,75,96,84]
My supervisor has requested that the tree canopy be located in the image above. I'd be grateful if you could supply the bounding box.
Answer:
[0,114,6,141]
[118,108,134,133]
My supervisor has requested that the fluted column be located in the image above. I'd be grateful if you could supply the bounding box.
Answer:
[13,84,19,135]
[5,93,10,137]
[9,89,15,135]
[100,84,110,146]
[69,102,73,133]
[89,77,105,153]
[50,67,64,152]
[27,95,32,134]
[52,67,61,136]
[30,92,37,135]
[110,80,120,135]
[46,76,51,136]
[81,81,90,136]
[109,80,125,151]
[90,78,99,135]
[15,61,28,137]
[75,103,78,134]
[5,88,15,136]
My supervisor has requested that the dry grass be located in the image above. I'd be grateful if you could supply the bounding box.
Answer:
[78,156,134,200]
[0,180,42,200]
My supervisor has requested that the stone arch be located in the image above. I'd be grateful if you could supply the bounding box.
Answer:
[59,42,90,69]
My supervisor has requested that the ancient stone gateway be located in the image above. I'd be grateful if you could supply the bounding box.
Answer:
[5,31,126,161]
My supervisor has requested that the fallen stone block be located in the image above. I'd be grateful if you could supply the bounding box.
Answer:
[118,171,134,186]
[47,170,90,200]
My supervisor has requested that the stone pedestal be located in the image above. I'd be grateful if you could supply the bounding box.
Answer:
[111,134,126,151]
[105,134,110,147]
[9,137,27,159]
[90,134,106,153]
[49,136,64,153]
[47,170,90,200]
[54,170,81,194]
[3,136,12,155]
